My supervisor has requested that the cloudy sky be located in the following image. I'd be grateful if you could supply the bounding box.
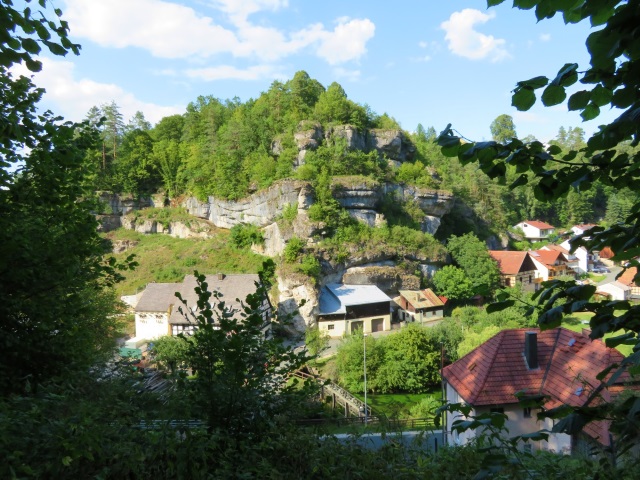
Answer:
[23,0,613,142]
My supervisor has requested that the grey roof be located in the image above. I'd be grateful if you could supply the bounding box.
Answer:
[319,284,391,315]
[135,283,182,312]
[170,274,263,325]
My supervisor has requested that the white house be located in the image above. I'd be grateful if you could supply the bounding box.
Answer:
[514,220,555,241]
[596,281,631,301]
[528,249,573,281]
[317,284,392,337]
[560,240,596,274]
[134,274,272,340]
[571,224,599,237]
[442,328,637,455]
[396,288,444,325]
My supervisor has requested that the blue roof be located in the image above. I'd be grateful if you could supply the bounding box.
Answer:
[319,284,391,315]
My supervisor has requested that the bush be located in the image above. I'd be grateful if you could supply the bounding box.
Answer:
[283,237,305,263]
[230,223,264,249]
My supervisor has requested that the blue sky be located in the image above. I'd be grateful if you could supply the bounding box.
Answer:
[23,0,614,142]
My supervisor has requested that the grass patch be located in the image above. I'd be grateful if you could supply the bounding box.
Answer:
[104,228,268,296]
[564,312,634,356]
[587,273,606,283]
[352,391,442,419]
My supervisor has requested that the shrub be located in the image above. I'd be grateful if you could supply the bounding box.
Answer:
[283,237,305,263]
[230,224,264,249]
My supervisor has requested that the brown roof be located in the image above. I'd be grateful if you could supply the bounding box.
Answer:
[541,244,569,255]
[530,249,567,267]
[170,274,265,324]
[573,224,598,232]
[599,246,614,259]
[618,267,639,287]
[520,220,555,230]
[489,251,531,275]
[135,282,182,312]
[443,328,637,442]
[398,288,444,309]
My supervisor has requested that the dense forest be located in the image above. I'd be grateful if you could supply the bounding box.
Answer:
[85,72,639,242]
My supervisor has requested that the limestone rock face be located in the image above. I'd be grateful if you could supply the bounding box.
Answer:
[384,184,455,219]
[325,125,366,150]
[342,265,420,295]
[277,275,318,332]
[112,239,139,254]
[333,182,382,209]
[367,129,416,162]
[96,214,121,232]
[120,215,215,238]
[183,180,306,229]
[97,192,152,215]
[294,122,323,151]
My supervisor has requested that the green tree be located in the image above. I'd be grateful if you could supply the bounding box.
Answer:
[432,265,474,300]
[489,114,517,142]
[0,0,134,394]
[438,0,640,458]
[151,335,192,373]
[175,273,313,436]
[447,233,501,296]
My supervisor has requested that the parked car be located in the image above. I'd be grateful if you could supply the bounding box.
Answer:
[592,266,609,274]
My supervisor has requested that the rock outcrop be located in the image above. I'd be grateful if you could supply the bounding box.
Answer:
[366,129,415,163]
[120,215,216,239]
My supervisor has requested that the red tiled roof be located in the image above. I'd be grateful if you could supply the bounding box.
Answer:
[489,251,529,275]
[530,249,566,267]
[541,244,569,255]
[443,327,633,407]
[618,267,639,287]
[521,220,555,230]
[599,246,614,259]
[443,328,638,443]
[573,224,598,232]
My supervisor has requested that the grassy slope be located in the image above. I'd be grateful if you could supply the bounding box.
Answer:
[104,228,268,297]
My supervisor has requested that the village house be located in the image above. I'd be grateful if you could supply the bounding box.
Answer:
[596,281,631,301]
[528,249,573,281]
[570,224,599,237]
[514,220,555,241]
[616,267,640,298]
[558,240,597,274]
[396,288,445,325]
[317,284,392,337]
[442,327,637,455]
[134,273,272,341]
[488,251,539,292]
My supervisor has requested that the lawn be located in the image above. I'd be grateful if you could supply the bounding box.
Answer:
[103,228,268,296]
[352,391,442,419]
[563,312,634,356]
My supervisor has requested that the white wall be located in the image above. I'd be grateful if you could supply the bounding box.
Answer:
[135,312,170,339]
[319,313,392,338]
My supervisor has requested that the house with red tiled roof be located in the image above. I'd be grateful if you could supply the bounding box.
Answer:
[396,288,444,325]
[442,327,638,455]
[514,220,556,241]
[488,251,539,292]
[571,224,599,237]
[617,267,640,297]
[529,249,574,281]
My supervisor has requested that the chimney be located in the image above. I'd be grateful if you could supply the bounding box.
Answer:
[217,273,225,281]
[524,331,538,369]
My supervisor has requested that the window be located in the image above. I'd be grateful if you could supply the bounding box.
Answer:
[523,407,532,418]
[327,324,334,330]
[529,275,532,283]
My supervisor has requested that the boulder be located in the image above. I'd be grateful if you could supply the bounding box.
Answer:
[367,129,416,162]
[325,125,366,150]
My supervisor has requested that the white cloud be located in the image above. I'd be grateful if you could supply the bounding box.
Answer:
[14,58,182,125]
[315,18,375,65]
[418,41,428,48]
[441,9,510,62]
[539,33,551,42]
[64,0,374,65]
[185,64,283,81]
[64,0,239,59]
[333,67,361,82]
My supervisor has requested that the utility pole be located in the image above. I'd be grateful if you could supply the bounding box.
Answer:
[363,333,368,424]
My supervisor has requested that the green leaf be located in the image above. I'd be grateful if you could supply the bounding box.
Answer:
[21,37,40,54]
[514,0,539,10]
[487,0,506,6]
[486,300,515,313]
[568,90,591,111]
[590,85,612,107]
[43,40,67,56]
[512,88,536,111]
[538,306,563,328]
[581,103,600,121]
[509,174,528,189]
[25,59,42,72]
[612,87,635,109]
[550,63,578,87]
[541,85,566,106]
[517,76,548,89]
